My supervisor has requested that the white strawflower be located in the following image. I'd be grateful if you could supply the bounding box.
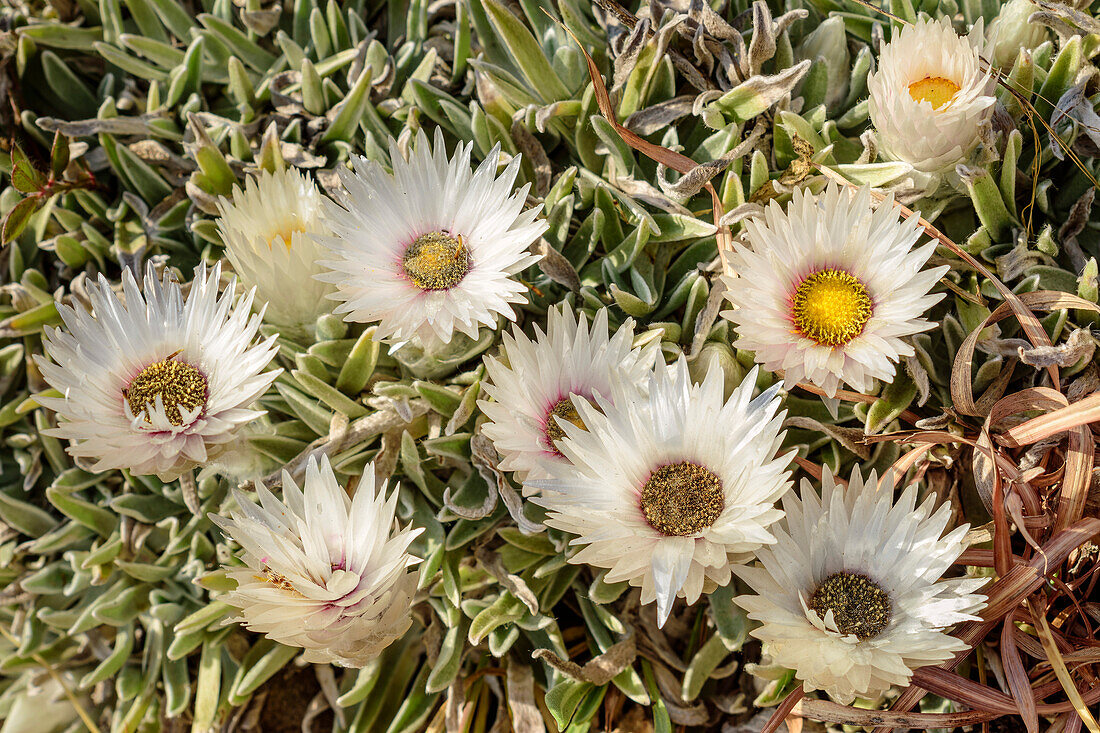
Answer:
[211,455,423,667]
[720,183,947,398]
[868,17,996,175]
[734,467,987,704]
[36,263,279,481]
[315,128,547,351]
[478,306,659,487]
[529,358,793,626]
[986,0,1048,68]
[215,167,334,332]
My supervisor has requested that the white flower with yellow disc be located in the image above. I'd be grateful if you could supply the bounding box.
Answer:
[37,263,279,481]
[721,183,947,398]
[315,129,546,351]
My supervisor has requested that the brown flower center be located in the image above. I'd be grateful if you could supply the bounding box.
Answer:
[808,571,892,640]
[257,567,296,592]
[545,398,588,444]
[124,357,207,426]
[640,461,724,537]
[402,231,470,290]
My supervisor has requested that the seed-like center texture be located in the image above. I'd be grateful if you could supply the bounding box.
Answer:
[908,76,961,110]
[402,231,470,291]
[259,567,296,592]
[124,358,207,426]
[640,461,725,537]
[808,571,891,640]
[791,268,873,347]
[545,396,589,449]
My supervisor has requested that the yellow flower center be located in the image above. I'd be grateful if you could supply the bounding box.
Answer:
[791,269,872,347]
[124,357,207,426]
[640,461,724,537]
[402,231,470,291]
[808,571,891,640]
[268,219,305,249]
[907,76,961,110]
[545,397,589,453]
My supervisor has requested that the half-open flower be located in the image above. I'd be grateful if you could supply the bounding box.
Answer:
[868,17,996,176]
[216,167,334,332]
[212,456,423,667]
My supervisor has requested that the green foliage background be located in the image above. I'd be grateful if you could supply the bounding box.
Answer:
[0,0,1097,730]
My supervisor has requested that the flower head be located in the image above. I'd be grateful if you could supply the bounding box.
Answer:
[529,357,793,626]
[479,306,658,486]
[721,183,947,397]
[37,263,279,480]
[868,17,996,176]
[734,467,987,703]
[316,128,546,350]
[216,167,335,331]
[211,456,423,667]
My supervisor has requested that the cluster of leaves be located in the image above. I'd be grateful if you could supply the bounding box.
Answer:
[0,0,1098,731]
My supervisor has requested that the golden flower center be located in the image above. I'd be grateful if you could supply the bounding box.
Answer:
[124,357,207,426]
[791,268,872,347]
[402,231,470,291]
[545,397,588,452]
[640,461,724,537]
[907,76,961,110]
[269,219,305,248]
[808,571,891,640]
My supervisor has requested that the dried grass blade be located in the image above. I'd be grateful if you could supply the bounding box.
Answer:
[986,426,1013,578]
[998,391,1100,447]
[557,17,733,264]
[1000,619,1039,733]
[871,517,1100,733]
[793,697,999,728]
[1056,422,1095,533]
[0,625,102,733]
[1029,600,1100,733]
[760,687,805,733]
[885,444,936,489]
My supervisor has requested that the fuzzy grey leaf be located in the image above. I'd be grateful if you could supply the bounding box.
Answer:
[532,632,635,685]
[1017,328,1096,368]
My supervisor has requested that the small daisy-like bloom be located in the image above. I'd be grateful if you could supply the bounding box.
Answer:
[721,183,947,397]
[316,128,546,350]
[529,358,793,626]
[478,306,658,487]
[37,263,279,481]
[215,167,334,331]
[868,17,996,175]
[986,0,1048,68]
[734,467,987,703]
[211,455,423,667]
